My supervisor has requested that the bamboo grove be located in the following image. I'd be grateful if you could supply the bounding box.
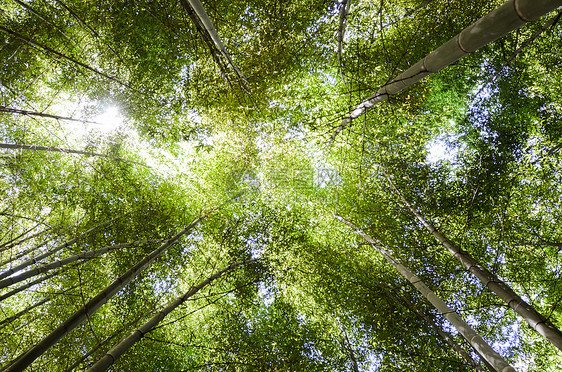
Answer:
[1,0,562,371]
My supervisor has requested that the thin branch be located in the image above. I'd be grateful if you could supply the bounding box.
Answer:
[0,26,130,89]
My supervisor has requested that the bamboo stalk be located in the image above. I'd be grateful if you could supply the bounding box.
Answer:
[388,179,562,352]
[0,298,50,328]
[186,0,247,81]
[179,0,231,82]
[0,105,102,124]
[335,215,515,372]
[337,0,353,69]
[0,26,130,88]
[0,216,123,281]
[0,143,146,167]
[332,0,562,142]
[3,217,202,372]
[0,240,161,289]
[86,259,253,372]
[0,272,59,302]
[0,223,43,252]
[0,235,58,269]
[0,188,248,372]
[61,312,149,372]
[376,283,484,371]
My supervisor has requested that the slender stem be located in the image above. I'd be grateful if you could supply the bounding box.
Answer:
[386,176,562,351]
[86,259,254,372]
[335,215,515,372]
[0,240,162,290]
[331,0,562,142]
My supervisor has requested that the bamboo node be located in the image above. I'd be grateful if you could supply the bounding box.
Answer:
[421,57,430,73]
[513,0,533,22]
[456,33,471,53]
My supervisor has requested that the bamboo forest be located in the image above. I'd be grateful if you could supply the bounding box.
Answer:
[2,0,562,370]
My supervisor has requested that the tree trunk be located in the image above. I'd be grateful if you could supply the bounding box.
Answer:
[0,216,123,281]
[337,0,352,69]
[12,0,72,42]
[0,240,161,290]
[62,313,149,372]
[1,141,111,158]
[388,179,562,352]
[336,317,360,372]
[332,0,562,141]
[0,212,50,227]
[184,0,246,82]
[335,215,515,372]
[179,0,231,81]
[0,236,57,268]
[86,259,253,372]
[3,214,205,372]
[53,0,129,67]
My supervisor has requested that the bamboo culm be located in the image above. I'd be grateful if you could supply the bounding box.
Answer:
[185,0,246,81]
[0,223,42,251]
[0,240,161,290]
[86,260,253,372]
[388,177,562,352]
[0,271,59,302]
[62,312,151,372]
[332,0,562,142]
[337,0,352,69]
[376,282,483,371]
[0,105,101,124]
[179,0,228,75]
[335,215,515,372]
[0,235,58,269]
[0,298,50,328]
[0,216,123,281]
[0,143,145,167]
[4,216,204,372]
[0,26,130,88]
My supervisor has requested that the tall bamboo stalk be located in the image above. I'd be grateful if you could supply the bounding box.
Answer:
[3,217,203,372]
[336,317,360,372]
[0,105,101,124]
[62,311,150,372]
[179,0,231,82]
[375,282,484,371]
[185,0,246,81]
[335,215,515,372]
[0,216,122,281]
[0,143,145,167]
[0,235,57,269]
[3,191,243,371]
[0,272,59,302]
[0,298,50,328]
[388,179,562,352]
[0,230,50,257]
[332,0,562,141]
[0,240,161,290]
[337,0,352,70]
[86,259,252,372]
[53,0,129,68]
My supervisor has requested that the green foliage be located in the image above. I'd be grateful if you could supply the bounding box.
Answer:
[2,0,562,370]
